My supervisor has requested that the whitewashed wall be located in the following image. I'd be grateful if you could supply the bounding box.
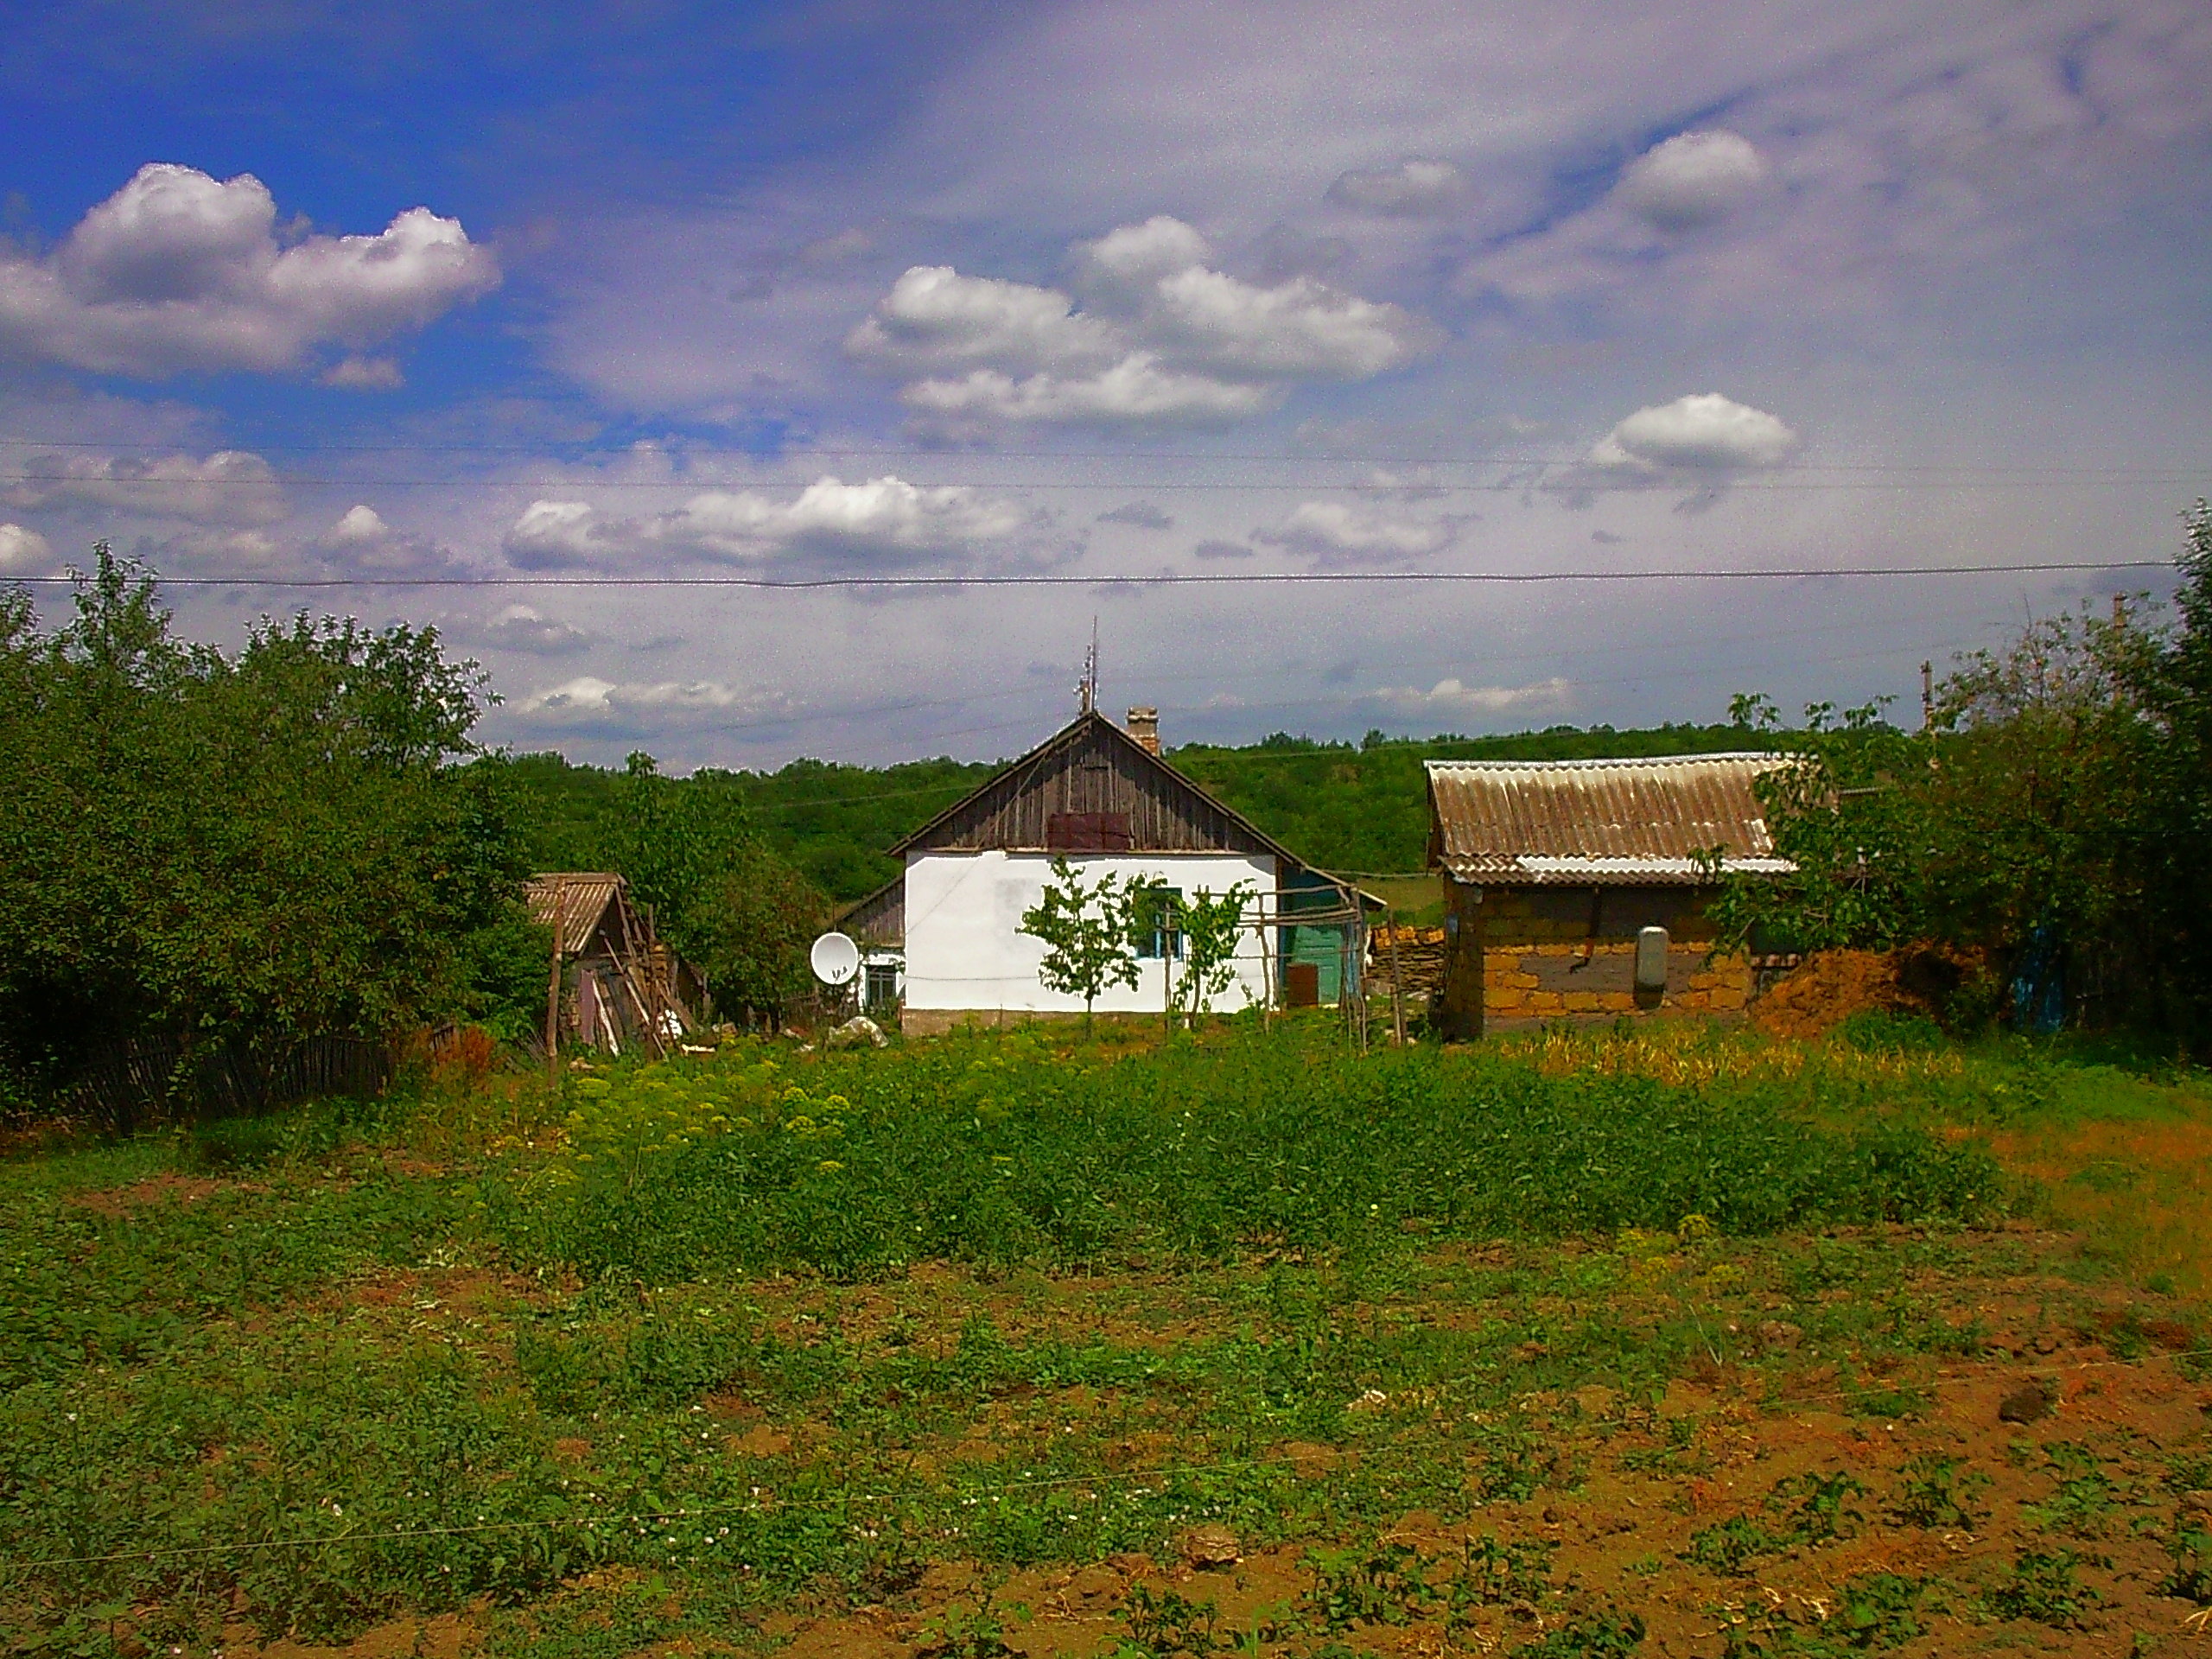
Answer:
[903,849,1276,1015]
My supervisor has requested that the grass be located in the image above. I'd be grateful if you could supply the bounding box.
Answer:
[0,1020,2208,1656]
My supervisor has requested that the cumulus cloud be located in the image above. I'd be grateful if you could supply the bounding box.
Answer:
[1374,676,1573,716]
[1253,500,1456,562]
[899,356,1274,427]
[0,523,53,572]
[315,502,465,574]
[1612,130,1770,231]
[1192,537,1254,560]
[0,163,499,378]
[1097,499,1173,529]
[517,676,756,734]
[321,355,404,391]
[477,604,592,656]
[504,474,1031,569]
[1326,158,1471,216]
[851,214,1439,428]
[1588,392,1798,472]
[3,448,285,525]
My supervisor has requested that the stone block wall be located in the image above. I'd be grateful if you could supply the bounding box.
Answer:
[1481,938,1751,1020]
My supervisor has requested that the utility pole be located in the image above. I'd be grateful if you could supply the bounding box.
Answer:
[543,878,567,1090]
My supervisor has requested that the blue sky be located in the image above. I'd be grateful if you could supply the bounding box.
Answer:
[2,0,2207,768]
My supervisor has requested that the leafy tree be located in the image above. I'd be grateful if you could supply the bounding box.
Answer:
[686,849,830,1021]
[1019,855,1139,1029]
[0,547,540,1101]
[1172,882,1256,1027]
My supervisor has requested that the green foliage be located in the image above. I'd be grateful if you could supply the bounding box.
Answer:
[1115,1586,1228,1657]
[1719,1573,1925,1655]
[1685,1472,1866,1575]
[486,1030,2003,1284]
[1983,1547,2103,1627]
[1887,1453,1989,1529]
[0,548,532,1105]
[1711,503,2212,1037]
[1020,856,1141,1026]
[1172,882,1256,1026]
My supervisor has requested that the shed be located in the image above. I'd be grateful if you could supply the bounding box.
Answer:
[836,707,1375,1033]
[1424,753,1796,1036]
[524,872,703,1053]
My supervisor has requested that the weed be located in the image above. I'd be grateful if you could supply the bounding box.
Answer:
[1511,1608,1647,1655]
[1888,1452,1989,1529]
[1449,1533,1557,1614]
[1772,1471,1866,1543]
[1304,1542,1440,1630]
[2163,1515,2212,1604]
[2028,1441,2126,1538]
[1115,1586,1227,1657]
[1687,1516,1777,1576]
[1719,1573,1924,1655]
[1983,1548,2103,1628]
[917,1592,1028,1658]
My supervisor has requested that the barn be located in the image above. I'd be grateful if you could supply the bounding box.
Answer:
[1425,753,1796,1037]
[839,707,1372,1033]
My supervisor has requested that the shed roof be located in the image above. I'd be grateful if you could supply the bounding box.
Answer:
[524,873,627,954]
[1425,753,1797,886]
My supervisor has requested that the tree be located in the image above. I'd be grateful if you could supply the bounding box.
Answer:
[0,546,539,1100]
[1170,883,1255,1027]
[687,849,829,1022]
[1019,856,1139,1030]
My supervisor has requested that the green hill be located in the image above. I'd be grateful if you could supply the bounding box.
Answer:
[506,721,1761,906]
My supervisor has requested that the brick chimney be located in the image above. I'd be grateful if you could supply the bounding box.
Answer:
[1125,706,1160,755]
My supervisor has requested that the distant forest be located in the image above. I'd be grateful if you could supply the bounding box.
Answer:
[511,721,1764,904]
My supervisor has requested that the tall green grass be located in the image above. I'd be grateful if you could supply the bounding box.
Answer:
[487,1028,2004,1284]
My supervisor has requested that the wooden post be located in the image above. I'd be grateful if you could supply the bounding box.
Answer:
[1385,905,1407,1048]
[543,878,566,1089]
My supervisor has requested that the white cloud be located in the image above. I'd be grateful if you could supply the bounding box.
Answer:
[504,475,1032,568]
[478,604,592,656]
[843,264,1119,373]
[1588,392,1799,472]
[1326,158,1471,215]
[1612,130,1771,231]
[517,676,753,732]
[1374,676,1574,715]
[853,214,1440,427]
[156,527,282,569]
[321,355,404,390]
[1253,500,1456,561]
[899,356,1274,427]
[315,501,463,574]
[324,504,391,545]
[3,448,285,525]
[0,163,499,378]
[0,523,53,572]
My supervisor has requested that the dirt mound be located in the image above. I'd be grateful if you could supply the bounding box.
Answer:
[1751,944,1986,1039]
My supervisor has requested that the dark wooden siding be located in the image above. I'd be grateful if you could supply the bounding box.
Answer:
[838,878,906,948]
[910,715,1276,856]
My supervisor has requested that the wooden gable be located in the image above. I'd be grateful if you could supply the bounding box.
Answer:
[890,710,1292,861]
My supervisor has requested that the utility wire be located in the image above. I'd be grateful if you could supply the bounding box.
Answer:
[3,560,2174,591]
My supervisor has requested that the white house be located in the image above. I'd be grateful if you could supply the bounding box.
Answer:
[837,707,1368,1033]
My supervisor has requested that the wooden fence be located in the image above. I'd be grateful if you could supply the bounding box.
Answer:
[51,1033,394,1134]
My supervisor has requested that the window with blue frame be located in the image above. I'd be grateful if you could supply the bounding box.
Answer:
[1131,884,1184,960]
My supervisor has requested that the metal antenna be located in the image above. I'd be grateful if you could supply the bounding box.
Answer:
[1077,619,1098,714]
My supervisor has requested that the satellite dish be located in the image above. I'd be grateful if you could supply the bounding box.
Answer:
[810,931,862,988]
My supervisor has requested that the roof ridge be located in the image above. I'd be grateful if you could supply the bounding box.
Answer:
[1424,751,1781,772]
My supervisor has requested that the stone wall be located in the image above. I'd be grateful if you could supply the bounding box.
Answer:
[1439,880,1753,1029]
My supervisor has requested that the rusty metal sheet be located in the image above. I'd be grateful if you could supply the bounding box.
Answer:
[524,873,625,954]
[1424,753,1799,885]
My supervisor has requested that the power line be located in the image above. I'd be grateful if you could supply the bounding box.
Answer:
[0,435,2201,476]
[0,474,2199,493]
[3,560,2174,591]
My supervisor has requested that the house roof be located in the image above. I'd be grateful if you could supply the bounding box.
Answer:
[524,872,628,954]
[874,709,1376,906]
[1425,753,1797,887]
[888,709,1306,866]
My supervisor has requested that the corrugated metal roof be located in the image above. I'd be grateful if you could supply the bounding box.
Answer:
[1425,753,1797,886]
[524,873,626,954]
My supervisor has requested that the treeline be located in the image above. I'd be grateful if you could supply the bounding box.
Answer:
[1716,503,2212,1040]
[510,721,1763,903]
[0,550,823,1114]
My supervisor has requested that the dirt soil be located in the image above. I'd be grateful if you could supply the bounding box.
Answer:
[1751,947,1988,1041]
[189,1223,2212,1659]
